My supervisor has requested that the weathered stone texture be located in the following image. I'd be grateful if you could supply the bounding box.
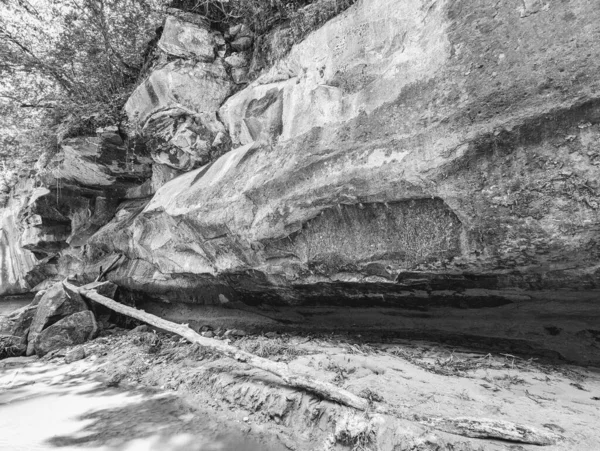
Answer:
[158,15,217,61]
[3,0,600,365]
[93,0,600,298]
[0,178,37,295]
[33,310,97,357]
[26,282,88,356]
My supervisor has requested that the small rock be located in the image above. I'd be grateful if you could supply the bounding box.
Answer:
[201,331,215,338]
[230,36,253,52]
[105,373,123,387]
[214,327,225,337]
[224,52,249,68]
[224,329,247,338]
[243,416,249,422]
[65,347,86,363]
[179,413,195,423]
[231,67,249,85]
[129,325,150,334]
[265,332,278,339]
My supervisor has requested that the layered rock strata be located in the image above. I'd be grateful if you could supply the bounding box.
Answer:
[2,1,600,364]
[89,0,600,363]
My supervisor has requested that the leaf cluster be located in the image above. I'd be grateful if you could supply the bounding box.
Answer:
[169,0,355,36]
[0,0,166,170]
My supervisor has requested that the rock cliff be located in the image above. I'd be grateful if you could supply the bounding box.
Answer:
[0,178,37,295]
[2,0,600,364]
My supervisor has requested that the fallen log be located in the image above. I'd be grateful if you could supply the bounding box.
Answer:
[414,415,559,446]
[63,280,369,411]
[63,280,560,445]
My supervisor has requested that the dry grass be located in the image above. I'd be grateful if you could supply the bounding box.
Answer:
[385,345,561,378]
[235,336,305,360]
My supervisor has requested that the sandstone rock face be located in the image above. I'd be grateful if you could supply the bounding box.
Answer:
[16,129,152,258]
[113,0,600,290]
[125,52,233,170]
[33,310,97,357]
[0,178,37,295]
[79,0,600,364]
[40,131,152,190]
[26,282,88,356]
[126,60,232,128]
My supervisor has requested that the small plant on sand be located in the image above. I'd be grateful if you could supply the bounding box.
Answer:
[236,336,304,360]
[324,361,355,385]
[335,415,377,451]
[131,331,163,353]
[494,373,527,387]
[358,388,383,403]
[0,342,22,359]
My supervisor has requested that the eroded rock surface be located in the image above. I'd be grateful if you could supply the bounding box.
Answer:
[2,0,600,365]
[0,178,37,295]
[101,0,600,292]
[33,310,97,357]
[125,13,234,171]
[79,0,600,363]
[26,282,88,356]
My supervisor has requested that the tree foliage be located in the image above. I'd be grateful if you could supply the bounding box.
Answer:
[0,0,165,170]
[170,0,354,35]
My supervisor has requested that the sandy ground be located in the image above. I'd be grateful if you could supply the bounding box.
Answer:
[1,326,598,450]
[0,354,286,451]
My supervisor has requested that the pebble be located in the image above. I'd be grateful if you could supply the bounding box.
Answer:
[65,347,86,363]
[224,329,247,338]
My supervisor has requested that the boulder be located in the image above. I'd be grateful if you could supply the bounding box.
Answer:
[0,298,38,358]
[125,59,233,170]
[0,302,37,338]
[33,311,97,357]
[26,282,88,356]
[0,335,27,358]
[125,60,232,130]
[158,15,218,61]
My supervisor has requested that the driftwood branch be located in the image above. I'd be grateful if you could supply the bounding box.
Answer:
[414,415,559,446]
[95,254,122,282]
[63,280,369,411]
[62,280,560,446]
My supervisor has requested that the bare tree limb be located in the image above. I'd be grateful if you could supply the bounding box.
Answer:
[64,280,370,411]
[94,254,123,282]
